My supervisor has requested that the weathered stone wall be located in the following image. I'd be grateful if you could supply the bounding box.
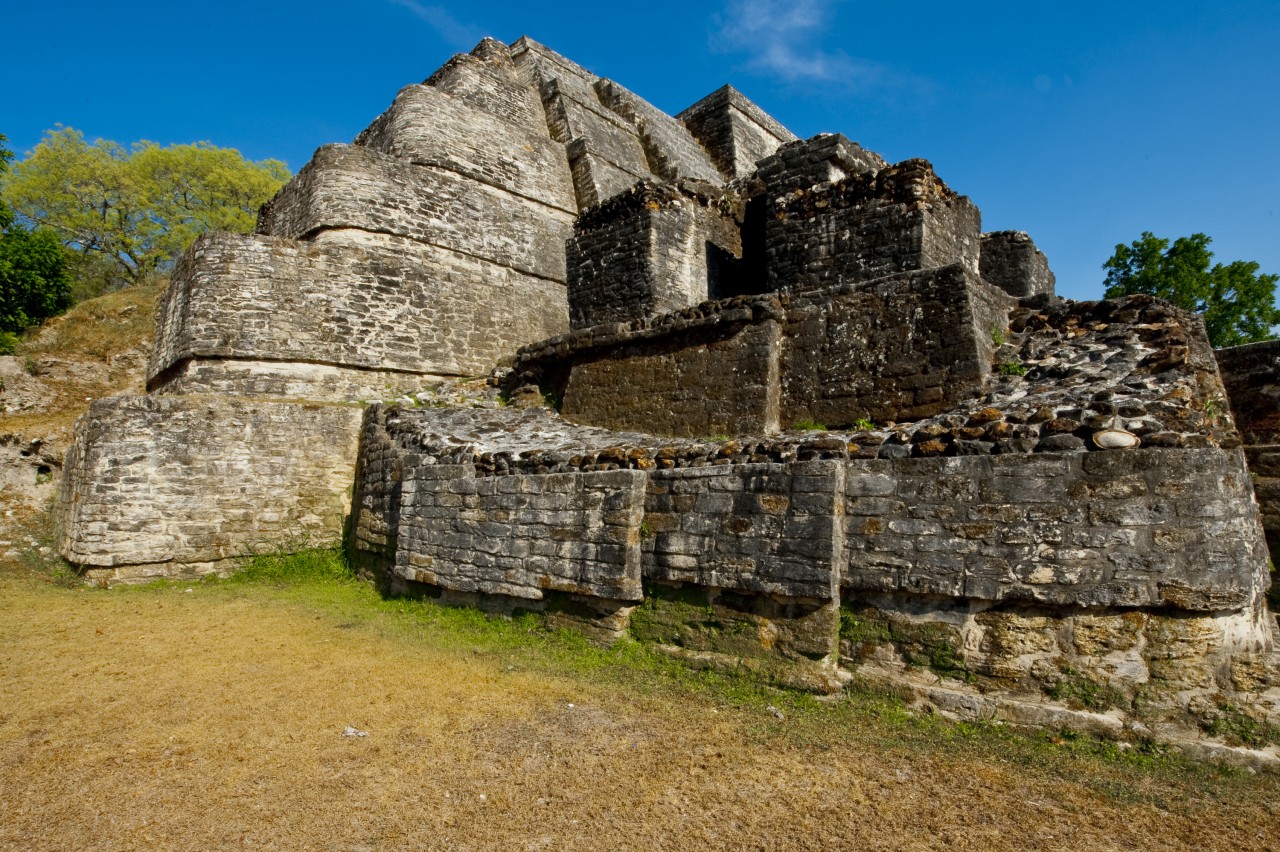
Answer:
[149,231,567,392]
[678,85,799,179]
[510,37,734,210]
[559,309,782,437]
[354,82,576,213]
[351,406,1276,715]
[779,266,1015,427]
[1217,340,1280,590]
[756,134,887,196]
[643,461,842,600]
[58,395,362,582]
[518,266,1013,437]
[152,360,443,403]
[423,38,549,138]
[765,159,981,293]
[512,38,660,208]
[841,449,1269,611]
[980,230,1056,301]
[567,182,742,328]
[393,463,646,601]
[257,144,574,283]
[595,79,725,185]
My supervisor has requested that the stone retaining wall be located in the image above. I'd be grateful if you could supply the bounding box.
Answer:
[58,396,362,583]
[352,406,1275,711]
[149,231,567,392]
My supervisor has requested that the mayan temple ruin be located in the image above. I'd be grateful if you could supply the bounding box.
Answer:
[55,37,1280,756]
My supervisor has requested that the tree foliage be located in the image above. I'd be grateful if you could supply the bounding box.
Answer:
[0,134,72,344]
[1,127,289,288]
[1103,232,1280,348]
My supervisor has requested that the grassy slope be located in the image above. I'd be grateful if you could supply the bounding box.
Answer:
[1,551,1277,850]
[3,281,162,439]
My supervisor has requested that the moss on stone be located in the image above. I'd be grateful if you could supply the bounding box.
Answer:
[839,606,970,681]
[1045,666,1130,712]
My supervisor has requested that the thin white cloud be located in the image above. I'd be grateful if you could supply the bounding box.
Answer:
[712,0,896,90]
[390,0,484,49]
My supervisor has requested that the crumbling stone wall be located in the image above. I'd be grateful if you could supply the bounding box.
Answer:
[778,266,1015,427]
[980,230,1056,302]
[352,404,1276,717]
[755,133,887,196]
[841,450,1268,610]
[516,265,1014,437]
[765,159,982,293]
[567,181,743,328]
[1217,340,1280,603]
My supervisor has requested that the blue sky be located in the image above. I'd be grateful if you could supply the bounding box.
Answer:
[4,0,1278,301]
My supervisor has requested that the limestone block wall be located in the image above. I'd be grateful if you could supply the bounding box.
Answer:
[352,406,1276,718]
[149,231,566,393]
[559,309,782,437]
[517,266,1012,438]
[509,37,737,210]
[354,82,576,214]
[980,230,1056,301]
[257,144,573,284]
[567,182,743,329]
[393,463,646,601]
[765,159,982,293]
[424,38,548,132]
[58,396,362,583]
[756,134,887,196]
[643,461,843,600]
[678,85,799,179]
[841,450,1269,611]
[779,266,1016,427]
[594,79,725,185]
[1217,340,1280,593]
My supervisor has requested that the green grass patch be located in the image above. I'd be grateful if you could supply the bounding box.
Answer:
[997,360,1028,377]
[1202,702,1280,749]
[1046,666,1131,712]
[840,606,971,682]
[791,419,827,432]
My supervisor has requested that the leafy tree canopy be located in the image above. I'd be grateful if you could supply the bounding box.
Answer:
[1103,231,1280,348]
[0,134,72,341]
[1,127,289,288]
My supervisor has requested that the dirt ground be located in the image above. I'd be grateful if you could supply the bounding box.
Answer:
[2,564,1277,852]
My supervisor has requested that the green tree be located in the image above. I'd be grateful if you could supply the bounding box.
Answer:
[1103,231,1280,347]
[1,127,289,289]
[0,134,72,350]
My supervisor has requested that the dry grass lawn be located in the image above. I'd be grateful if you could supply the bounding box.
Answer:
[2,552,1278,851]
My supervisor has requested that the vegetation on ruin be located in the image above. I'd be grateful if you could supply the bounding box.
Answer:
[1103,231,1280,348]
[791,418,827,432]
[997,359,1028,377]
[1,127,289,292]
